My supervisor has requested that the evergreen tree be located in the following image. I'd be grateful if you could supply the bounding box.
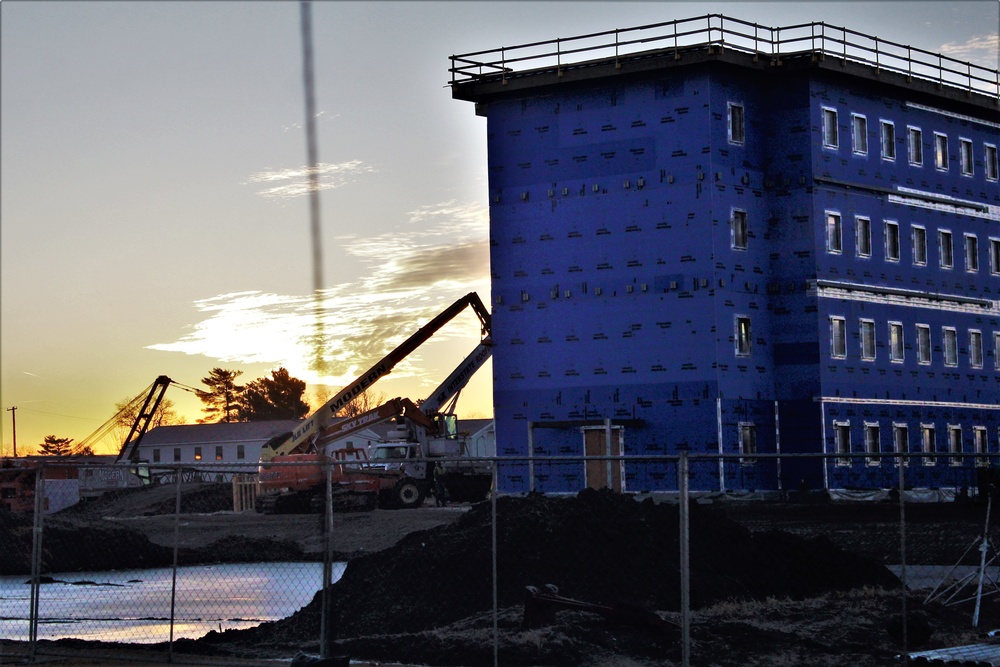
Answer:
[239,368,310,421]
[196,368,244,423]
[38,435,74,456]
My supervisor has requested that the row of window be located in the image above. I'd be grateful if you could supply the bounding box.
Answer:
[150,445,246,463]
[820,106,999,179]
[828,317,990,368]
[825,212,998,274]
[831,421,992,466]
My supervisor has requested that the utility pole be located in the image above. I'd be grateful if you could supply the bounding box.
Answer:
[6,406,16,457]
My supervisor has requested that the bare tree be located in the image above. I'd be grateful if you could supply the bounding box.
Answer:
[333,389,388,418]
[112,396,182,444]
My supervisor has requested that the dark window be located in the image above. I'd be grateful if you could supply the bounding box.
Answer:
[880,121,895,160]
[860,319,876,361]
[908,127,923,165]
[852,114,868,155]
[822,108,838,148]
[736,316,752,356]
[732,209,748,249]
[912,226,927,265]
[885,221,900,261]
[728,102,745,144]
[934,133,949,170]
[856,217,872,257]
[960,138,974,175]
[826,212,842,253]
[939,230,954,269]
[831,317,847,358]
[966,234,979,272]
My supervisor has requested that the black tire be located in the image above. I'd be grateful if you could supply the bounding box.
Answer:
[394,478,426,509]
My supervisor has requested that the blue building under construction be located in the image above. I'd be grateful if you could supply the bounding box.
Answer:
[450,16,1000,495]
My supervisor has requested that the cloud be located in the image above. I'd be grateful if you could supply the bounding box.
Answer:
[147,201,491,388]
[938,34,999,69]
[244,160,376,200]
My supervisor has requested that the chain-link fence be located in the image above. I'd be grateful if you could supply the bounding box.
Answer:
[3,454,1000,666]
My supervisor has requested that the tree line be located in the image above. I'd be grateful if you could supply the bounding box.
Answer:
[32,366,378,456]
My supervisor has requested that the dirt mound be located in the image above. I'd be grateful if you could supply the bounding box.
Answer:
[217,489,897,655]
[0,512,173,575]
[61,482,234,518]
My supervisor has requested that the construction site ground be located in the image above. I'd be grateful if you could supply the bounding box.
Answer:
[5,483,1000,666]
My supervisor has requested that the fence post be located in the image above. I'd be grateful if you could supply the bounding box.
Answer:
[168,466,182,662]
[899,455,908,664]
[491,459,499,667]
[321,460,335,658]
[678,448,691,667]
[28,463,45,661]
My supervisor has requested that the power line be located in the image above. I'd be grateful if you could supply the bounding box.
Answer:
[14,407,101,422]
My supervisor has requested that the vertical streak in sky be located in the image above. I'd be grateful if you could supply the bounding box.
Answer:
[300,0,327,375]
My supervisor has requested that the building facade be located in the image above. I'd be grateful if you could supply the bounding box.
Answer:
[451,16,1000,494]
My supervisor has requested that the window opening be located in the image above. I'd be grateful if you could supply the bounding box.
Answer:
[912,226,927,266]
[893,424,908,467]
[728,102,745,145]
[739,422,757,463]
[934,133,949,170]
[960,138,974,176]
[971,330,983,368]
[831,317,847,359]
[860,319,876,361]
[885,221,900,261]
[852,114,868,155]
[822,107,838,148]
[834,421,851,465]
[736,316,752,356]
[826,212,842,253]
[865,423,880,465]
[889,322,904,362]
[939,230,954,269]
[856,216,872,257]
[917,324,931,364]
[731,209,748,249]
[880,120,895,160]
[949,426,962,466]
[943,327,958,366]
[975,427,988,466]
[908,126,923,165]
[966,234,979,272]
[921,424,936,466]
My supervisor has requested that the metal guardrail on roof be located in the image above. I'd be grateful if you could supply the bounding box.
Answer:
[449,14,1000,100]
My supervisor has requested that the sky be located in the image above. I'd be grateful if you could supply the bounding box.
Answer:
[2,1,997,456]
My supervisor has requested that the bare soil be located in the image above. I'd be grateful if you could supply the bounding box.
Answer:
[6,484,1000,666]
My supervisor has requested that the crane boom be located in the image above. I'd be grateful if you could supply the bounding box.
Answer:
[260,292,491,462]
[420,337,493,416]
[115,375,172,463]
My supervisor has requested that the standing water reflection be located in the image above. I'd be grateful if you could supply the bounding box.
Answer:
[0,561,344,643]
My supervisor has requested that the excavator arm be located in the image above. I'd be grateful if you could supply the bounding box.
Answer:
[260,292,491,462]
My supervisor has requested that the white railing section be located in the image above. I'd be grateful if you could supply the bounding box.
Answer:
[449,14,999,100]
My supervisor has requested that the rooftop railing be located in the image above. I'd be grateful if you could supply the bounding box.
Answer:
[449,14,1000,101]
